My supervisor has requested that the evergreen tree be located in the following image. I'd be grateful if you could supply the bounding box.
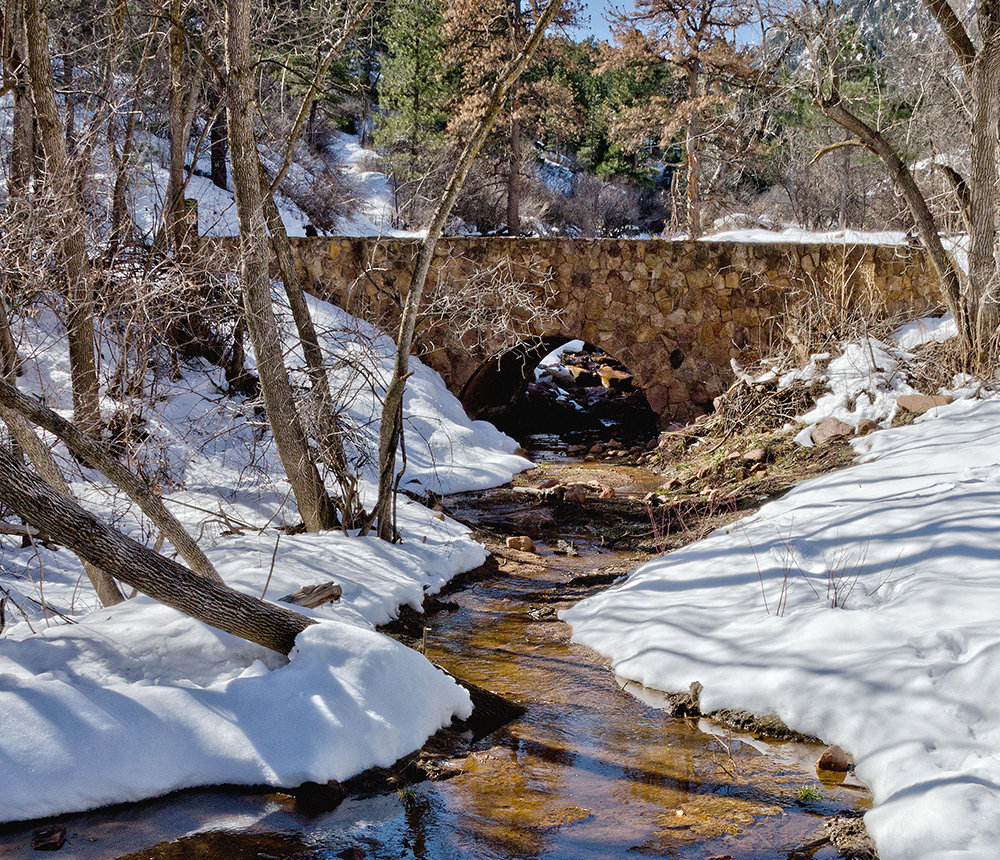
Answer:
[375,0,450,224]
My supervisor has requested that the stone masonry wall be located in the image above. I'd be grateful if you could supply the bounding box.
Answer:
[200,236,942,423]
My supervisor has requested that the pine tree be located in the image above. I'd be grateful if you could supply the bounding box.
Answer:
[375,0,450,224]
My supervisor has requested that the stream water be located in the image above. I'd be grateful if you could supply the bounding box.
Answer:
[0,455,873,860]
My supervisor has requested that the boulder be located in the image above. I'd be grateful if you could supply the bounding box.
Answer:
[563,483,590,504]
[896,393,954,415]
[816,744,853,772]
[505,536,537,553]
[811,417,853,445]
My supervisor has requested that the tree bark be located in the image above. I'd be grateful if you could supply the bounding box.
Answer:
[368,0,565,540]
[259,164,364,529]
[24,0,102,440]
[0,378,222,581]
[967,18,1000,358]
[686,60,702,239]
[225,0,336,533]
[209,86,228,190]
[2,1,33,202]
[0,444,315,654]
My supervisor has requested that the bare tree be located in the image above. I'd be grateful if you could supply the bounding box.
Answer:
[224,0,337,533]
[23,0,102,438]
[368,0,566,541]
[787,0,1000,361]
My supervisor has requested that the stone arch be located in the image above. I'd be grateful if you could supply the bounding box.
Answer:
[459,336,658,442]
[460,337,574,424]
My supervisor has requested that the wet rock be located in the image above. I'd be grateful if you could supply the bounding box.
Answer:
[823,811,877,859]
[598,485,617,499]
[31,825,66,851]
[563,483,589,504]
[597,366,632,389]
[663,681,703,717]
[816,744,853,772]
[588,442,604,455]
[710,709,816,741]
[896,393,954,414]
[812,417,853,445]
[337,848,367,860]
[292,781,348,815]
[506,536,537,553]
[551,539,579,556]
[567,444,588,456]
[536,477,561,489]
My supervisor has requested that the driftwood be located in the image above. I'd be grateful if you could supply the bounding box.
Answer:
[280,582,343,608]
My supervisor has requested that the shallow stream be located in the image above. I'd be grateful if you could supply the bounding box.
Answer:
[0,456,872,860]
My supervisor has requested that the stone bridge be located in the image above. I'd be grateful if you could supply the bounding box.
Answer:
[281,236,942,427]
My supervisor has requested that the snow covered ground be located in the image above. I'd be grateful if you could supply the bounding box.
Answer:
[0,295,529,823]
[563,316,1000,860]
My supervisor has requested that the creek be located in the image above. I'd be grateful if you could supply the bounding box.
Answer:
[0,454,872,860]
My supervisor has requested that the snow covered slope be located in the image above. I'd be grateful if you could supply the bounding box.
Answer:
[0,293,529,823]
[563,320,1000,860]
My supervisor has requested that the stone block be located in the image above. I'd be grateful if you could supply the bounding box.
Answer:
[686,269,713,290]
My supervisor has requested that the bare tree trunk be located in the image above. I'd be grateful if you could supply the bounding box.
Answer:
[259,165,365,529]
[24,0,102,440]
[162,1,205,255]
[2,1,33,203]
[209,85,228,190]
[225,0,336,533]
[686,61,702,239]
[368,0,565,540]
[109,12,156,248]
[0,378,222,580]
[0,293,124,606]
[507,97,521,234]
[817,97,967,344]
[968,25,1000,358]
[0,443,314,654]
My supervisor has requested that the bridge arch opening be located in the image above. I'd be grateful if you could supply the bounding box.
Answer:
[460,338,657,458]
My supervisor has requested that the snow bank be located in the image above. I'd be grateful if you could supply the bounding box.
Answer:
[0,293,528,822]
[563,367,1000,859]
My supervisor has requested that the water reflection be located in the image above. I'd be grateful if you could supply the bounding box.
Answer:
[0,524,870,860]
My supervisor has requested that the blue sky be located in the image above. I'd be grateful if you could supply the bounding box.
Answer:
[573,0,619,42]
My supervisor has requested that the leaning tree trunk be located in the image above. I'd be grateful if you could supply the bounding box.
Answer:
[259,166,365,529]
[225,0,336,533]
[0,378,222,581]
[817,96,968,352]
[368,0,565,540]
[0,443,314,654]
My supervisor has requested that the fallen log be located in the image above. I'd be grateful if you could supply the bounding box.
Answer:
[0,444,314,654]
